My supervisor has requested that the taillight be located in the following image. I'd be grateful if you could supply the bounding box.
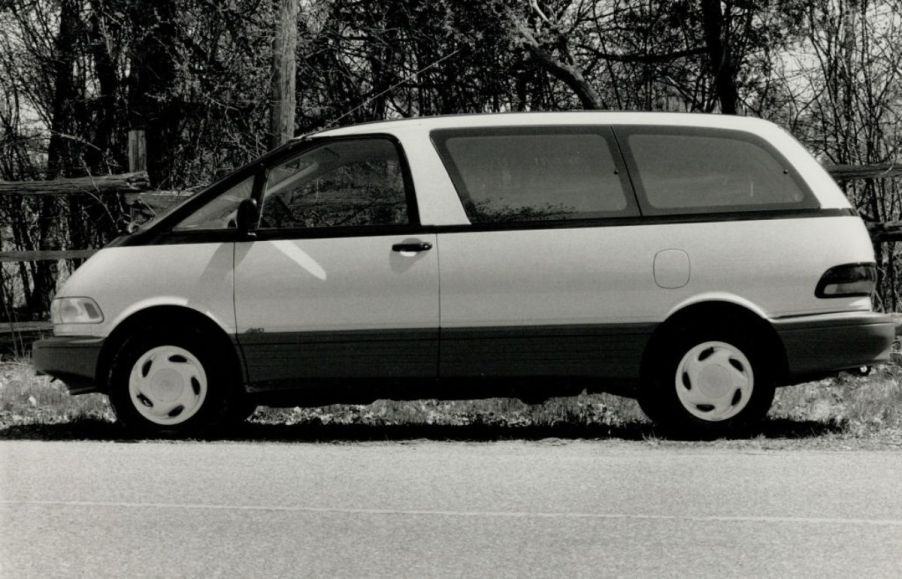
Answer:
[815,263,877,298]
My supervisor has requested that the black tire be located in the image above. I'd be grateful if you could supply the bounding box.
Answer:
[639,322,775,438]
[107,326,235,436]
[226,396,258,424]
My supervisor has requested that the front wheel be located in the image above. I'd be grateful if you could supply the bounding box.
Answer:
[639,325,775,438]
[108,328,234,435]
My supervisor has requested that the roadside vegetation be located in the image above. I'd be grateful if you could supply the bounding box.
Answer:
[1,357,900,447]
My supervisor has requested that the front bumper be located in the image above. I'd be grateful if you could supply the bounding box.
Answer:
[32,336,105,394]
[773,311,895,380]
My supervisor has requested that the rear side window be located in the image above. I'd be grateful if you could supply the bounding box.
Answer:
[432,128,637,224]
[620,127,817,214]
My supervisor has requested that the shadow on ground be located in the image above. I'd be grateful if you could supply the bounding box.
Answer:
[0,416,847,443]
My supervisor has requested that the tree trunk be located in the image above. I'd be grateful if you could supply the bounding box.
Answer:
[270,0,299,148]
[87,2,120,173]
[46,0,81,179]
[127,1,179,187]
[700,0,739,115]
[34,0,83,319]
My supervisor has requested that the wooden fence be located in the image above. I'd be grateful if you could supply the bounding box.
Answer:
[0,170,189,263]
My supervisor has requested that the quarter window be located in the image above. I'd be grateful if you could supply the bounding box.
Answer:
[259,139,410,230]
[433,129,636,224]
[623,129,815,214]
[173,175,255,231]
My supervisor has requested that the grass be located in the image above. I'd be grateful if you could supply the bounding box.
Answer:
[1,357,901,446]
[768,367,902,444]
[0,360,114,427]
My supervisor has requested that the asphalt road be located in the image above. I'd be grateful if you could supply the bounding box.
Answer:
[1,440,901,578]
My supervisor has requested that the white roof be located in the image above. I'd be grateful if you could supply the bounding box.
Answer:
[312,111,780,139]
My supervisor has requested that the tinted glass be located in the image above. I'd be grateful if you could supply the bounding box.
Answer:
[626,132,810,213]
[260,139,409,229]
[436,131,633,223]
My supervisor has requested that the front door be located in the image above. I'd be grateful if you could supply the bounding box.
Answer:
[234,137,438,390]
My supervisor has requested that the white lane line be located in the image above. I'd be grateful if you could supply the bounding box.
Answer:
[2,500,902,527]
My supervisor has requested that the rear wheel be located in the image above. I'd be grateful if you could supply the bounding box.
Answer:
[639,322,775,438]
[108,327,235,436]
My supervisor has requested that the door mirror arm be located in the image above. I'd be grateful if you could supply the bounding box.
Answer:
[236,198,259,240]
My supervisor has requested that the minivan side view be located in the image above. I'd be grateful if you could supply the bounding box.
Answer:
[32,112,894,437]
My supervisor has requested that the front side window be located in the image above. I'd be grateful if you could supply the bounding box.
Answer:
[259,138,410,230]
[622,128,816,214]
[433,128,636,224]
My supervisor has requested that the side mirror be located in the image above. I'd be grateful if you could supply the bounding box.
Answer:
[236,198,259,239]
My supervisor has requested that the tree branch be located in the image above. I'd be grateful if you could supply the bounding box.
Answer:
[512,17,603,109]
[577,46,708,64]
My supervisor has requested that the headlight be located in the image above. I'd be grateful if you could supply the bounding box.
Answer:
[50,297,104,324]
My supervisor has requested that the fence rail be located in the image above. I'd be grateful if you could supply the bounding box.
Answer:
[0,171,150,195]
[0,321,52,356]
[0,249,97,262]
[0,321,52,334]
[826,163,902,180]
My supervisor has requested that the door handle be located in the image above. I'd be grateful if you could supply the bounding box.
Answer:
[392,241,433,253]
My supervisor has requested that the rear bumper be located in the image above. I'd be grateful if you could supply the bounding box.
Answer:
[773,312,895,380]
[32,336,105,394]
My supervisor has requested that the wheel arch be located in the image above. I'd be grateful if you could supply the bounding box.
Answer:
[641,300,789,386]
[95,305,245,393]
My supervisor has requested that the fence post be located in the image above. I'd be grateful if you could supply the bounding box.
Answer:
[128,129,147,173]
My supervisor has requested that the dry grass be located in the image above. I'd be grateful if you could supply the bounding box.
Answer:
[1,357,901,445]
[769,365,902,443]
[0,361,114,428]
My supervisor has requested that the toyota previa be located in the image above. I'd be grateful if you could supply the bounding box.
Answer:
[33,112,895,437]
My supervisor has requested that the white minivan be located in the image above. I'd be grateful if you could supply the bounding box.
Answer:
[33,112,894,437]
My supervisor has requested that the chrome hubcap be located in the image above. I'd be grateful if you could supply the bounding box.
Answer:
[675,341,753,422]
[128,345,208,426]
